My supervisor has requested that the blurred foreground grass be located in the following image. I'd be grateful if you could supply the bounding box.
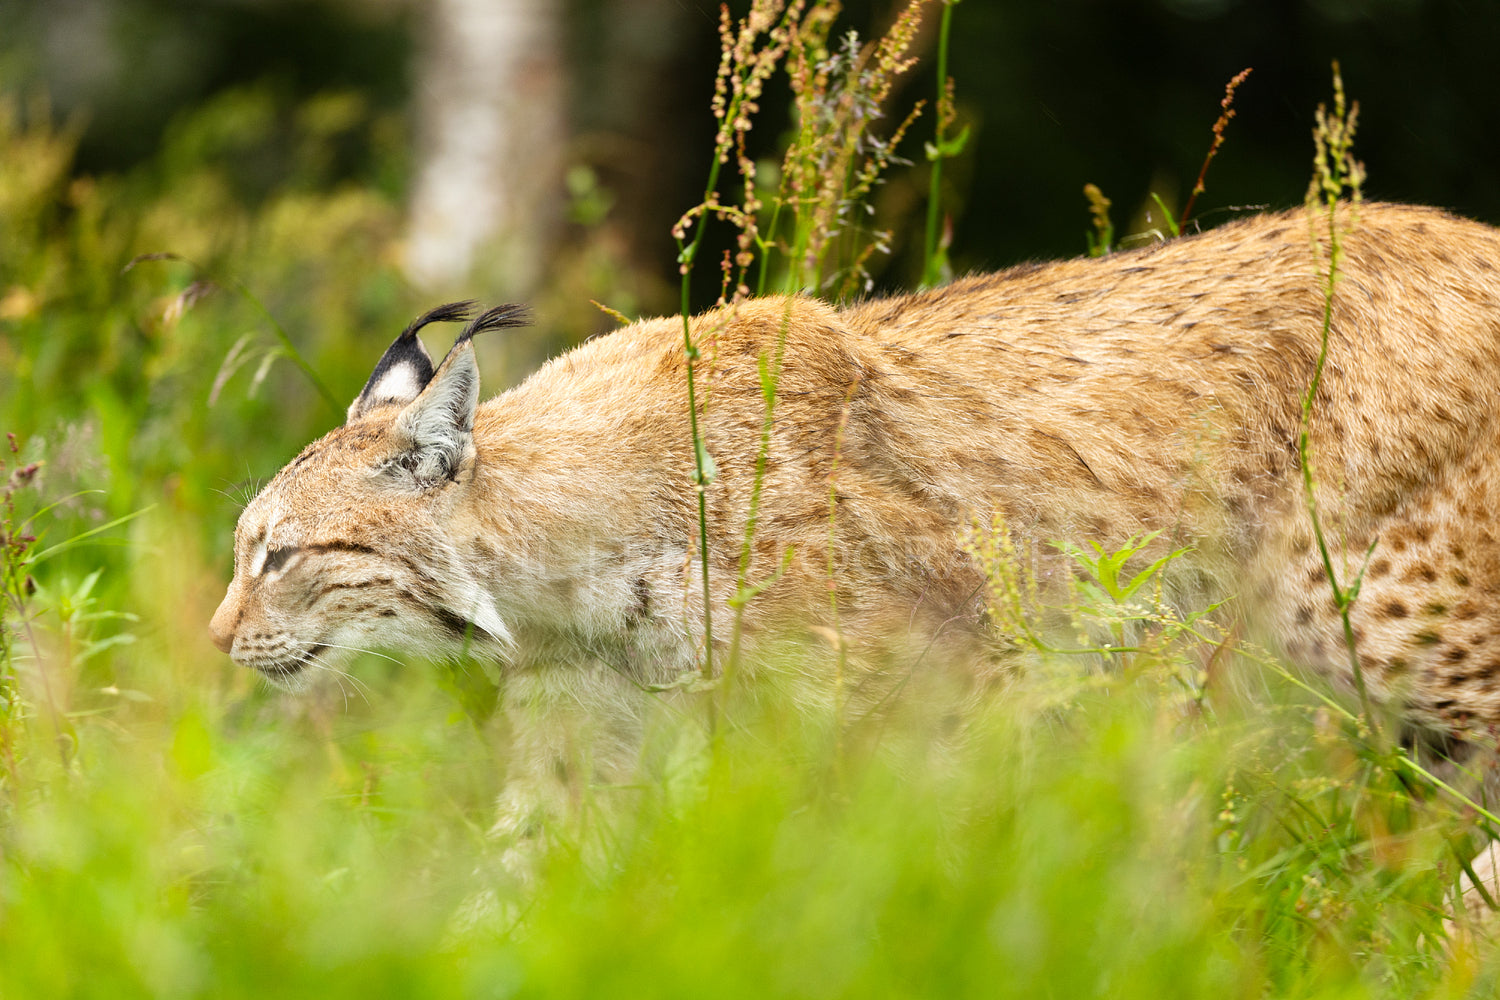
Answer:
[4,627,1498,998]
[4,87,1500,999]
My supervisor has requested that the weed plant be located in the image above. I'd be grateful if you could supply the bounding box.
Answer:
[0,14,1498,1000]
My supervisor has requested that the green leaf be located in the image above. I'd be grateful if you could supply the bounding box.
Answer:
[75,633,138,666]
[1149,192,1180,238]
[30,506,156,566]
[694,442,718,485]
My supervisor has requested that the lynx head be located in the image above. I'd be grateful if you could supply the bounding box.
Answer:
[209,302,529,689]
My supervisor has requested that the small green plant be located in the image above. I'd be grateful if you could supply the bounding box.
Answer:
[0,435,150,772]
[1179,67,1253,227]
[1055,532,1195,654]
[1286,65,1500,911]
[921,0,967,287]
[1299,62,1375,733]
[0,434,40,764]
[722,309,800,682]
[966,515,1213,674]
[672,0,931,682]
[1084,66,1252,252]
[1083,183,1115,257]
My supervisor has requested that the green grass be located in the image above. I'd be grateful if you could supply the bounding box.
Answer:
[5,20,1500,1000]
[2,632,1495,998]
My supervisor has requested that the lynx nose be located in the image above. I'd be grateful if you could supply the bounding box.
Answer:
[208,596,237,654]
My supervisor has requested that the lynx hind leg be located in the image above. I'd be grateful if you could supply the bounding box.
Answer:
[1260,451,1500,744]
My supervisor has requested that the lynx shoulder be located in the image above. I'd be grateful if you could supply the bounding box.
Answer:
[210,203,1500,739]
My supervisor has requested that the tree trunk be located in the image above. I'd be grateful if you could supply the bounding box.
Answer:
[405,0,565,293]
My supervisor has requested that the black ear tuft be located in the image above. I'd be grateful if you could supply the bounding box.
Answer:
[455,303,532,345]
[403,300,481,339]
[376,302,532,488]
[349,301,479,421]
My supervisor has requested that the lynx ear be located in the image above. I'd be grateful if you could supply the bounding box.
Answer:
[348,301,478,422]
[386,303,532,486]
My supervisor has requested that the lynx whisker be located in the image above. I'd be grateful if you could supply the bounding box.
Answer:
[313,661,374,709]
[313,642,404,669]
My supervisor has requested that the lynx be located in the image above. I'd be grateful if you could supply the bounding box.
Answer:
[211,202,1500,752]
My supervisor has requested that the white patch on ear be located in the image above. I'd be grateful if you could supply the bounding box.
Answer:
[368,362,425,406]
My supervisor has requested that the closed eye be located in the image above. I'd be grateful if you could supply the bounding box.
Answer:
[262,545,298,574]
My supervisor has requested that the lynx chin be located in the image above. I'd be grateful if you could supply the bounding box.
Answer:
[212,203,1500,747]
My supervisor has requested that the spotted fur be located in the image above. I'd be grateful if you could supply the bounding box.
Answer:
[212,203,1500,744]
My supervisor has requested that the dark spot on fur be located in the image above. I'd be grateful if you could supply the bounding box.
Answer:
[1380,599,1409,619]
[627,576,652,629]
[1414,629,1443,647]
[1422,601,1449,617]
[1402,563,1438,584]
[1445,647,1470,664]
[1368,558,1392,580]
[1295,605,1315,626]
[306,541,379,556]
[1386,657,1410,676]
[1454,570,1471,588]
[433,606,480,641]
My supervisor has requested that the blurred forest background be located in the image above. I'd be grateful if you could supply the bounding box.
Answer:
[5,0,1500,567]
[6,3,1500,994]
[8,0,1500,307]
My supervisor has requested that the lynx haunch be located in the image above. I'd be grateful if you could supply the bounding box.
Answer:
[210,203,1500,742]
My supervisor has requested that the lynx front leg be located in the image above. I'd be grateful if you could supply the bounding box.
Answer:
[489,658,657,881]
